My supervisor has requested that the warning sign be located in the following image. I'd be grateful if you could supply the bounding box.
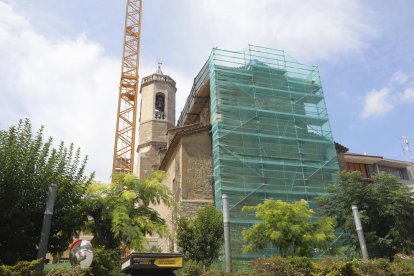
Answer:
[154,257,183,267]
[121,253,184,275]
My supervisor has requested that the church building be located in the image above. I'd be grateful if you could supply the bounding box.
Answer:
[137,45,340,257]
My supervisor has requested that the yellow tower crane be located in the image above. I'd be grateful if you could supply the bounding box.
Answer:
[112,0,142,177]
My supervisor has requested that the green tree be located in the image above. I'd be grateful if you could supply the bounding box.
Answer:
[89,246,122,276]
[0,119,93,265]
[85,171,173,251]
[317,171,414,261]
[84,183,119,250]
[176,205,224,268]
[242,199,335,257]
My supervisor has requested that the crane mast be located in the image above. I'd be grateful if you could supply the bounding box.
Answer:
[112,0,142,176]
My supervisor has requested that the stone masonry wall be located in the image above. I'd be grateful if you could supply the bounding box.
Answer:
[181,129,213,201]
[139,121,173,145]
[181,200,213,218]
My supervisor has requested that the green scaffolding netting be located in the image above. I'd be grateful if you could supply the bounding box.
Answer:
[208,45,339,258]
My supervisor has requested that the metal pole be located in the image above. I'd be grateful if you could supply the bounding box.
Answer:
[351,205,369,260]
[222,194,232,272]
[36,182,58,272]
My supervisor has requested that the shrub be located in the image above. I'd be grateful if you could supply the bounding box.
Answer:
[342,258,414,276]
[176,260,203,276]
[286,256,314,275]
[390,261,414,275]
[0,259,42,276]
[249,256,313,276]
[249,257,290,275]
[312,258,414,276]
[313,258,363,276]
[201,271,251,276]
[357,258,391,275]
[46,267,92,276]
[89,246,121,276]
[175,257,414,275]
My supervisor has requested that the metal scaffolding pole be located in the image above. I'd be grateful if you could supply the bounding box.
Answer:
[222,194,232,272]
[351,205,369,260]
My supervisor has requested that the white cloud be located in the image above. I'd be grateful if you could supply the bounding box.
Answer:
[361,88,394,118]
[0,2,119,182]
[0,2,195,181]
[361,70,414,118]
[0,0,379,180]
[401,87,414,103]
[140,0,378,132]
[184,0,374,62]
[390,70,409,85]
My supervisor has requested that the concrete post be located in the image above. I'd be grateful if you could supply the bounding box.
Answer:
[222,194,232,272]
[36,183,58,272]
[351,205,369,260]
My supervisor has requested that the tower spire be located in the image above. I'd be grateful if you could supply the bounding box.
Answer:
[136,68,176,179]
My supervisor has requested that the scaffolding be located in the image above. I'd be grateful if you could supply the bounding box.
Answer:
[208,45,339,258]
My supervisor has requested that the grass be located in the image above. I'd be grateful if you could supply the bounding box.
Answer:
[44,262,71,272]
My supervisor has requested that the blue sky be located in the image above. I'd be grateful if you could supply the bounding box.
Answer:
[1,0,413,181]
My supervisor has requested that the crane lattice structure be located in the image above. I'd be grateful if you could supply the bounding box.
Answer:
[112,0,142,177]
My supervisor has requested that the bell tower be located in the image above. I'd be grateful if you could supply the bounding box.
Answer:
[137,66,176,179]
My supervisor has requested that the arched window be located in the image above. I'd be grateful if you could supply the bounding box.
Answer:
[155,93,165,112]
[155,93,165,120]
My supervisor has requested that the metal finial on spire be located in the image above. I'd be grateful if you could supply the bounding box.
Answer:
[156,61,163,75]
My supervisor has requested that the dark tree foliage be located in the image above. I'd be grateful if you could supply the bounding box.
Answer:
[317,171,414,261]
[0,119,93,265]
[176,205,224,268]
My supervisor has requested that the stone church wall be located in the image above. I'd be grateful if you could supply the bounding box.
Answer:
[181,200,213,217]
[181,130,213,201]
